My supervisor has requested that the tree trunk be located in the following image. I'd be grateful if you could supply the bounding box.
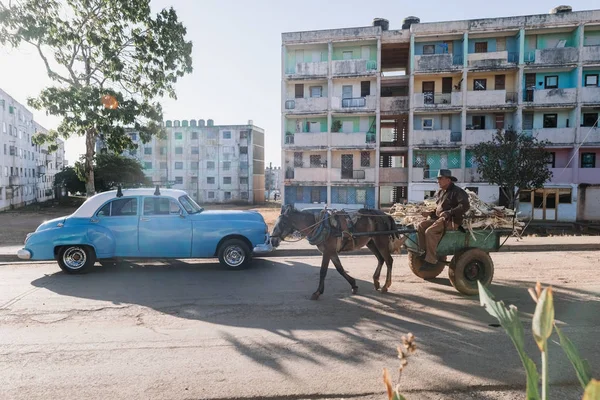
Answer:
[85,128,96,197]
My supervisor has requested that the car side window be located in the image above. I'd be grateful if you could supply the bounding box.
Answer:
[143,197,182,216]
[97,198,138,217]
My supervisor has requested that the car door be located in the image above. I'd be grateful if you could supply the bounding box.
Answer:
[138,196,192,258]
[94,196,140,257]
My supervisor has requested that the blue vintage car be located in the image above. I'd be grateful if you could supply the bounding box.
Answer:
[17,188,273,273]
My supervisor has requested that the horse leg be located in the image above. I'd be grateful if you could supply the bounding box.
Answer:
[367,240,385,291]
[377,238,395,293]
[330,253,358,295]
[311,253,331,300]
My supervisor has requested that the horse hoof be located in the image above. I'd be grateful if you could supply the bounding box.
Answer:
[373,281,380,290]
[381,287,389,294]
[310,293,320,300]
[352,287,358,295]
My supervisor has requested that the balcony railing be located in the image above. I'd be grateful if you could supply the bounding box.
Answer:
[341,169,366,179]
[342,97,366,108]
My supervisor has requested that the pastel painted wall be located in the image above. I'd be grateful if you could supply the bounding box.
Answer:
[332,45,377,61]
[551,149,573,168]
[331,186,376,207]
[466,113,515,129]
[535,32,577,49]
[332,116,376,133]
[285,46,328,70]
[286,117,328,133]
[413,150,462,169]
[468,73,517,91]
[286,82,329,98]
[332,80,376,97]
[453,40,464,56]
[468,38,497,53]
[524,71,577,89]
[414,76,460,93]
[414,114,461,131]
[532,110,576,129]
[414,41,451,56]
[584,30,600,46]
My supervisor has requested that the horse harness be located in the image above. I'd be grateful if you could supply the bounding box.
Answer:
[306,209,361,252]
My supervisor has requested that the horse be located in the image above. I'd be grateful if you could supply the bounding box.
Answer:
[271,204,407,300]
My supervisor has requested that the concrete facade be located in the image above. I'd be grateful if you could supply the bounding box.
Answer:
[281,7,600,221]
[96,119,265,204]
[0,88,65,211]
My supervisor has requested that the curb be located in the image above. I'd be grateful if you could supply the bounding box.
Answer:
[1,244,598,263]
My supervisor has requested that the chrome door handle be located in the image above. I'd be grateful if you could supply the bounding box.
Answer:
[140,217,150,222]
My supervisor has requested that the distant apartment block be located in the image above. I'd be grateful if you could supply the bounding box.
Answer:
[281,6,600,221]
[97,119,266,204]
[0,88,65,211]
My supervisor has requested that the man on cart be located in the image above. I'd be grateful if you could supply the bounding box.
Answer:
[417,169,470,271]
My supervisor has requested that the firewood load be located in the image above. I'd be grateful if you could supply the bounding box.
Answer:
[388,189,526,237]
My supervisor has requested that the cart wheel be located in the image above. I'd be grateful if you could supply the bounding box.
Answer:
[448,248,494,295]
[408,252,446,280]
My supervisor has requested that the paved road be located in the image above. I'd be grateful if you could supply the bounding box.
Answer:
[1,251,599,400]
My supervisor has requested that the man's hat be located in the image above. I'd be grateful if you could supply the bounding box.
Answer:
[437,169,457,182]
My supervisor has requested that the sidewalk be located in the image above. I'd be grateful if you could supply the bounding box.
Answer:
[1,236,598,262]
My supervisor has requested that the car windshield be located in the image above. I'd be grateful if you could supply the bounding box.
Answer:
[179,195,203,214]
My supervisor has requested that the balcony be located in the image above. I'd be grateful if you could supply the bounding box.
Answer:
[284,97,328,113]
[284,132,328,148]
[413,92,462,108]
[380,96,409,113]
[524,48,579,65]
[522,88,577,106]
[582,45,600,63]
[582,87,600,105]
[9,176,20,186]
[413,167,464,182]
[330,132,375,148]
[332,60,377,76]
[464,129,498,145]
[290,167,328,182]
[331,168,375,181]
[331,96,376,111]
[549,168,573,184]
[529,128,576,144]
[286,61,328,77]
[413,130,462,146]
[466,90,517,107]
[579,127,600,144]
[467,51,518,68]
[579,168,600,184]
[413,54,462,72]
[379,167,408,183]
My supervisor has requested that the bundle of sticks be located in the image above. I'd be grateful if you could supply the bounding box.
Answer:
[388,189,525,237]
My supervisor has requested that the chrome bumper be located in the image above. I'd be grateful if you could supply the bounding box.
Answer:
[253,234,274,254]
[17,249,32,260]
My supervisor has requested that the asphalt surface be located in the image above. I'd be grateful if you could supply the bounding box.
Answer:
[1,251,599,400]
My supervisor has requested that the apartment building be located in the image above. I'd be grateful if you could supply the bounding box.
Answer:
[0,88,65,211]
[97,119,266,204]
[281,6,600,221]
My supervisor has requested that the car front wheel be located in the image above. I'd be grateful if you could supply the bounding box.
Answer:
[218,239,251,270]
[57,245,96,274]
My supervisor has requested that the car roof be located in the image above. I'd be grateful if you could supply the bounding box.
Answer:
[71,188,189,218]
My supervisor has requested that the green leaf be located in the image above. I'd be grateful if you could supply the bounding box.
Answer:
[478,282,541,400]
[532,287,554,352]
[392,393,407,400]
[555,324,592,389]
[583,379,600,400]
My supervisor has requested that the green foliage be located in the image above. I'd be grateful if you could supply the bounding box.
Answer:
[331,120,342,132]
[470,130,553,209]
[478,281,598,400]
[0,0,193,195]
[54,167,86,195]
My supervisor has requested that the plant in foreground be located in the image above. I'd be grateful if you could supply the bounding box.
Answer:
[383,333,417,400]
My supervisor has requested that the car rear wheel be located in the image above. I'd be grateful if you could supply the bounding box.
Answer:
[57,245,96,274]
[218,239,251,270]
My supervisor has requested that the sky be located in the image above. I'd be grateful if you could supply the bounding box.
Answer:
[0,0,597,168]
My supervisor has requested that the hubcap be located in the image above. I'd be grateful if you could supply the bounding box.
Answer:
[224,245,245,267]
[464,261,483,282]
[63,247,87,270]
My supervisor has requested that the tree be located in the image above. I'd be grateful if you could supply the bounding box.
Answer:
[54,166,86,195]
[0,0,193,196]
[471,129,553,209]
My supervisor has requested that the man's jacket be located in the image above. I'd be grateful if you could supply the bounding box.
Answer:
[427,183,470,227]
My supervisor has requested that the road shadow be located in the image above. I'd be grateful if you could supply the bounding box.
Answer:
[30,257,600,384]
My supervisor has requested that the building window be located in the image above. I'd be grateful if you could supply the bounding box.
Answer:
[173,132,182,140]
[175,162,183,169]
[546,152,556,168]
[474,79,487,91]
[311,188,321,203]
[583,113,599,127]
[295,84,303,99]
[208,191,215,199]
[342,85,353,99]
[472,116,486,130]
[310,86,322,98]
[160,162,167,169]
[241,192,249,200]
[240,146,248,154]
[223,177,232,184]
[239,177,248,184]
[585,74,599,87]
[495,75,506,90]
[223,131,231,139]
[191,161,199,170]
[207,161,215,169]
[474,42,488,53]
[191,132,198,139]
[294,152,303,167]
[175,176,183,184]
[207,177,215,184]
[581,153,596,168]
[160,147,167,155]
[191,146,199,154]
[144,147,152,155]
[336,188,347,203]
[422,118,434,130]
[240,130,248,139]
[310,155,322,167]
[544,76,558,89]
[543,114,558,128]
[361,151,371,167]
[223,161,231,171]
[342,51,353,60]
[361,81,370,97]
[144,162,152,169]
[295,186,304,201]
[423,44,435,55]
[175,147,183,154]
[224,192,232,200]
[356,189,367,204]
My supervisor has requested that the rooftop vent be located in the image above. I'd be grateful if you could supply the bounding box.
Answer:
[550,5,572,13]
[373,18,389,31]
[402,16,420,30]
[207,119,214,127]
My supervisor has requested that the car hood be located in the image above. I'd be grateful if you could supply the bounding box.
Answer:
[35,215,69,232]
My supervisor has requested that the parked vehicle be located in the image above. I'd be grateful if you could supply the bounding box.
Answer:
[17,187,273,273]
